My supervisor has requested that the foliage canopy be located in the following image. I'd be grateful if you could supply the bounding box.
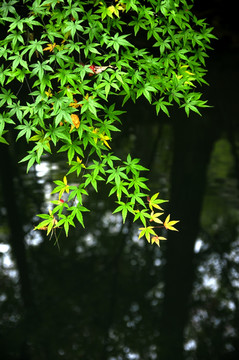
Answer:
[0,0,215,244]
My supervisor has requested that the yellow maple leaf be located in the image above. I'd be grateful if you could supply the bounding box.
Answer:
[115,0,126,11]
[149,211,163,224]
[185,70,194,76]
[116,3,126,11]
[76,156,86,168]
[164,214,179,231]
[98,133,111,149]
[148,192,164,211]
[107,5,119,18]
[91,127,99,144]
[59,176,69,199]
[45,88,53,97]
[63,176,68,186]
[151,235,167,246]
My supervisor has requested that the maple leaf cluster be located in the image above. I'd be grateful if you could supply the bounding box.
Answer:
[138,193,179,247]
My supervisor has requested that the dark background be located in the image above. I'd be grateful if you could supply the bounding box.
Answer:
[1,1,239,359]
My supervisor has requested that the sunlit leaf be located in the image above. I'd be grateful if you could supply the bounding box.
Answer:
[164,214,179,231]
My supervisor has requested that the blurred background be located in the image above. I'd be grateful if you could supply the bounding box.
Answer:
[1,0,239,359]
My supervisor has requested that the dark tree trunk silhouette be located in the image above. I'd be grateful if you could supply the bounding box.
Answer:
[158,113,217,359]
[0,141,34,359]
[158,48,239,359]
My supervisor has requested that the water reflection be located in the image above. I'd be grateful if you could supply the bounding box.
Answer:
[1,106,239,360]
[0,243,17,278]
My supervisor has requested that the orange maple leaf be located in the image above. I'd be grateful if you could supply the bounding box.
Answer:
[43,43,56,52]
[70,114,80,130]
[69,98,81,108]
